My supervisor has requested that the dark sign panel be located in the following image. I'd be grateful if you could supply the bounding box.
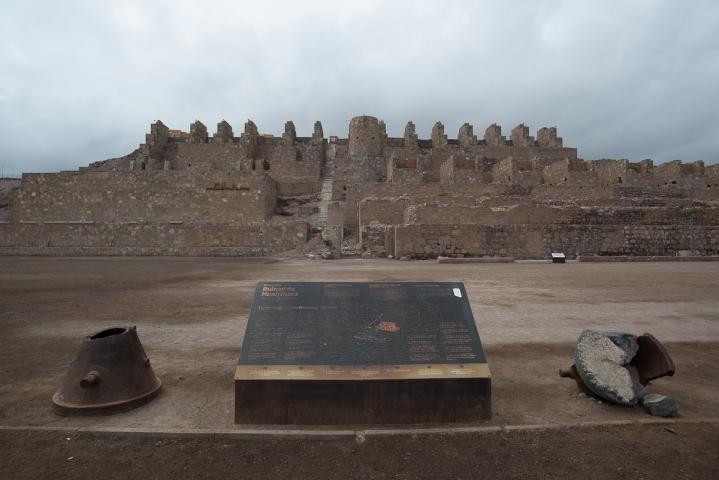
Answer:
[238,283,488,378]
[235,282,492,424]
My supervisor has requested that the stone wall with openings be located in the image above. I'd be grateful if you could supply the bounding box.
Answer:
[8,171,276,224]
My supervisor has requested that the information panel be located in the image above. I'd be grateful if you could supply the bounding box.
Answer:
[236,282,490,381]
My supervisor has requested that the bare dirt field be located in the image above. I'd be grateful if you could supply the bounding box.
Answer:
[1,257,718,478]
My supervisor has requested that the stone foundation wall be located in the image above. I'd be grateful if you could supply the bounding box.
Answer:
[404,203,719,226]
[341,183,512,227]
[393,224,719,259]
[9,171,276,224]
[344,182,719,231]
[0,221,308,256]
[358,192,719,228]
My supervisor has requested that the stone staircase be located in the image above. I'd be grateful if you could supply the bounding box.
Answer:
[316,175,333,227]
[315,150,336,228]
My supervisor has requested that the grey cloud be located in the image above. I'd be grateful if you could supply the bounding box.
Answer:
[1,0,717,175]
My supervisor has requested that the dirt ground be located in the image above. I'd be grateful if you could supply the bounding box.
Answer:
[1,257,718,478]
[2,423,717,480]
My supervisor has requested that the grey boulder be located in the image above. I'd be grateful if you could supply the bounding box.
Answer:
[575,330,646,405]
[641,393,678,417]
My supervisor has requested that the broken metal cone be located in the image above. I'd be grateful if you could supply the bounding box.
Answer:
[52,326,161,414]
[630,333,676,385]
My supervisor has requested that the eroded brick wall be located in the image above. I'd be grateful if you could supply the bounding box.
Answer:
[393,224,719,259]
[0,221,308,256]
[9,171,276,224]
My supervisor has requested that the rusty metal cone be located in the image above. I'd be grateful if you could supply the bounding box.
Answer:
[52,326,161,414]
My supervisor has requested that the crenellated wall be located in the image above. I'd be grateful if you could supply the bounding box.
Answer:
[2,114,717,258]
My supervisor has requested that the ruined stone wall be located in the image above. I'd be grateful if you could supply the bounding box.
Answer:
[334,152,386,183]
[492,157,545,186]
[358,198,412,227]
[439,156,484,185]
[590,159,633,186]
[0,180,20,220]
[0,221,308,256]
[255,138,323,182]
[276,181,320,197]
[340,182,515,229]
[9,171,276,224]
[403,203,719,226]
[393,224,719,259]
[386,157,422,183]
[172,139,323,182]
[707,165,719,187]
[331,117,578,185]
[360,223,395,257]
[347,182,696,230]
[174,143,251,171]
[4,114,717,259]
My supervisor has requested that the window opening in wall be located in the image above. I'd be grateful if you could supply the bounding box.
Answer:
[618,176,623,183]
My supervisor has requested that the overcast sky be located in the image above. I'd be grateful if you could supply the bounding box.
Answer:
[1,0,718,175]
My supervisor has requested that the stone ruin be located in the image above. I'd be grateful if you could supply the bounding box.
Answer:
[1,115,718,258]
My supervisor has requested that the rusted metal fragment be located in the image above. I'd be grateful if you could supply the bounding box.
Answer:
[52,326,161,414]
[630,333,676,385]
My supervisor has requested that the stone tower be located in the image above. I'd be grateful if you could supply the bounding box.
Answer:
[348,115,385,157]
